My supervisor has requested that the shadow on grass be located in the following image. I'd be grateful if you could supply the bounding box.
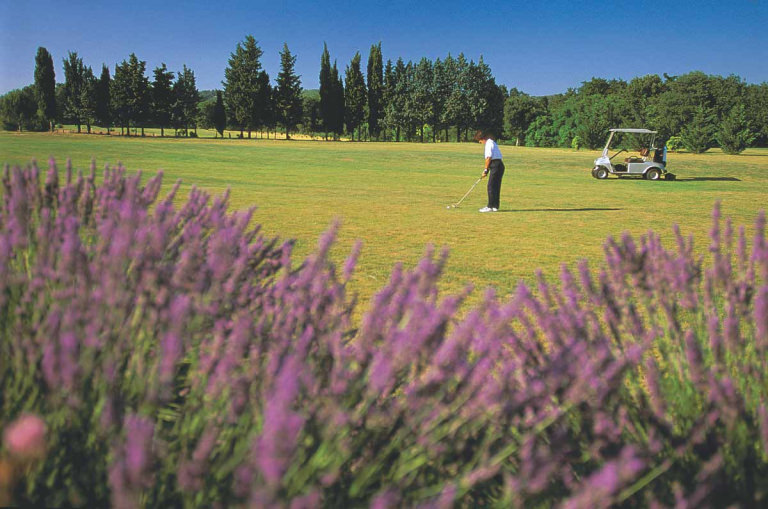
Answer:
[498,208,622,213]
[675,177,741,182]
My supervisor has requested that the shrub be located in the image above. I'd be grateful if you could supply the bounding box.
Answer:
[571,136,582,150]
[666,135,683,152]
[1,161,767,507]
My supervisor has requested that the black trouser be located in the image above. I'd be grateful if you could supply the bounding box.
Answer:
[486,159,505,209]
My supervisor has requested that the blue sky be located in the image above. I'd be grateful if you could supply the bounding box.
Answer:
[1,0,766,96]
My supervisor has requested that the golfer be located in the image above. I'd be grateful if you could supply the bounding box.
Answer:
[475,130,504,212]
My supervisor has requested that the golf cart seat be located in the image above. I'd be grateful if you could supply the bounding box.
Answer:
[625,156,644,163]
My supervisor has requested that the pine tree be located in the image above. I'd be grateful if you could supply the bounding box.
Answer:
[385,58,408,142]
[173,65,199,136]
[152,64,174,137]
[344,52,366,141]
[680,105,715,153]
[432,58,450,142]
[34,47,56,131]
[716,105,755,154]
[111,60,130,134]
[411,57,434,142]
[223,36,267,138]
[80,66,97,133]
[367,43,383,140]
[94,65,111,132]
[275,43,303,139]
[213,90,226,138]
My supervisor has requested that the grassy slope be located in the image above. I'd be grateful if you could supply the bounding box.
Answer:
[2,131,766,311]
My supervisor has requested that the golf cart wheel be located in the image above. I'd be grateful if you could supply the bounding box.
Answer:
[594,166,609,180]
[645,168,661,181]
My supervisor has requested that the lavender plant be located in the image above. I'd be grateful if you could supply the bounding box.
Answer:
[1,160,766,507]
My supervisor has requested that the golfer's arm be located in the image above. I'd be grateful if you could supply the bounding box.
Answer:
[485,157,491,170]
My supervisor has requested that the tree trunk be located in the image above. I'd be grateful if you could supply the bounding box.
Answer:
[161,127,164,137]
[396,126,400,142]
[248,129,251,139]
[77,121,81,133]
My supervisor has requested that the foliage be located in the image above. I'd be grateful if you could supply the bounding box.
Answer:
[94,65,111,131]
[666,135,683,152]
[223,36,269,138]
[274,44,303,139]
[151,64,175,136]
[366,43,384,140]
[571,135,582,150]
[0,87,38,131]
[172,65,200,135]
[111,54,150,134]
[33,47,56,130]
[61,52,91,133]
[680,106,715,153]
[716,105,756,155]
[213,91,227,138]
[2,161,768,507]
[344,52,366,140]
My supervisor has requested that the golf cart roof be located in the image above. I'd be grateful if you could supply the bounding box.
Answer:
[609,128,657,134]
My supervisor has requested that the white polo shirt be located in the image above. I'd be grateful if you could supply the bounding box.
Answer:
[485,139,503,160]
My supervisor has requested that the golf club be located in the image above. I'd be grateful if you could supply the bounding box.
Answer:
[447,176,483,209]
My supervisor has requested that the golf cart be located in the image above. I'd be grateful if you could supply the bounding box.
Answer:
[591,128,675,181]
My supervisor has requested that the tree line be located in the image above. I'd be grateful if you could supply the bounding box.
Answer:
[507,73,768,153]
[2,40,767,153]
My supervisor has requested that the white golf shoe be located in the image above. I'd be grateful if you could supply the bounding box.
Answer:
[479,207,493,213]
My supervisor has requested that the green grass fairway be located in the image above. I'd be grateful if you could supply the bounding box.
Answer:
[2,131,767,311]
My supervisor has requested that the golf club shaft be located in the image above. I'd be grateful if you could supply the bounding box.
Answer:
[454,178,482,206]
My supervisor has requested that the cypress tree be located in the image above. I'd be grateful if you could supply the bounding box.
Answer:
[34,47,56,131]
[94,65,111,133]
[319,43,332,140]
[382,59,394,140]
[330,62,345,139]
[275,43,303,139]
[213,90,226,138]
[344,52,366,141]
[367,43,383,140]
